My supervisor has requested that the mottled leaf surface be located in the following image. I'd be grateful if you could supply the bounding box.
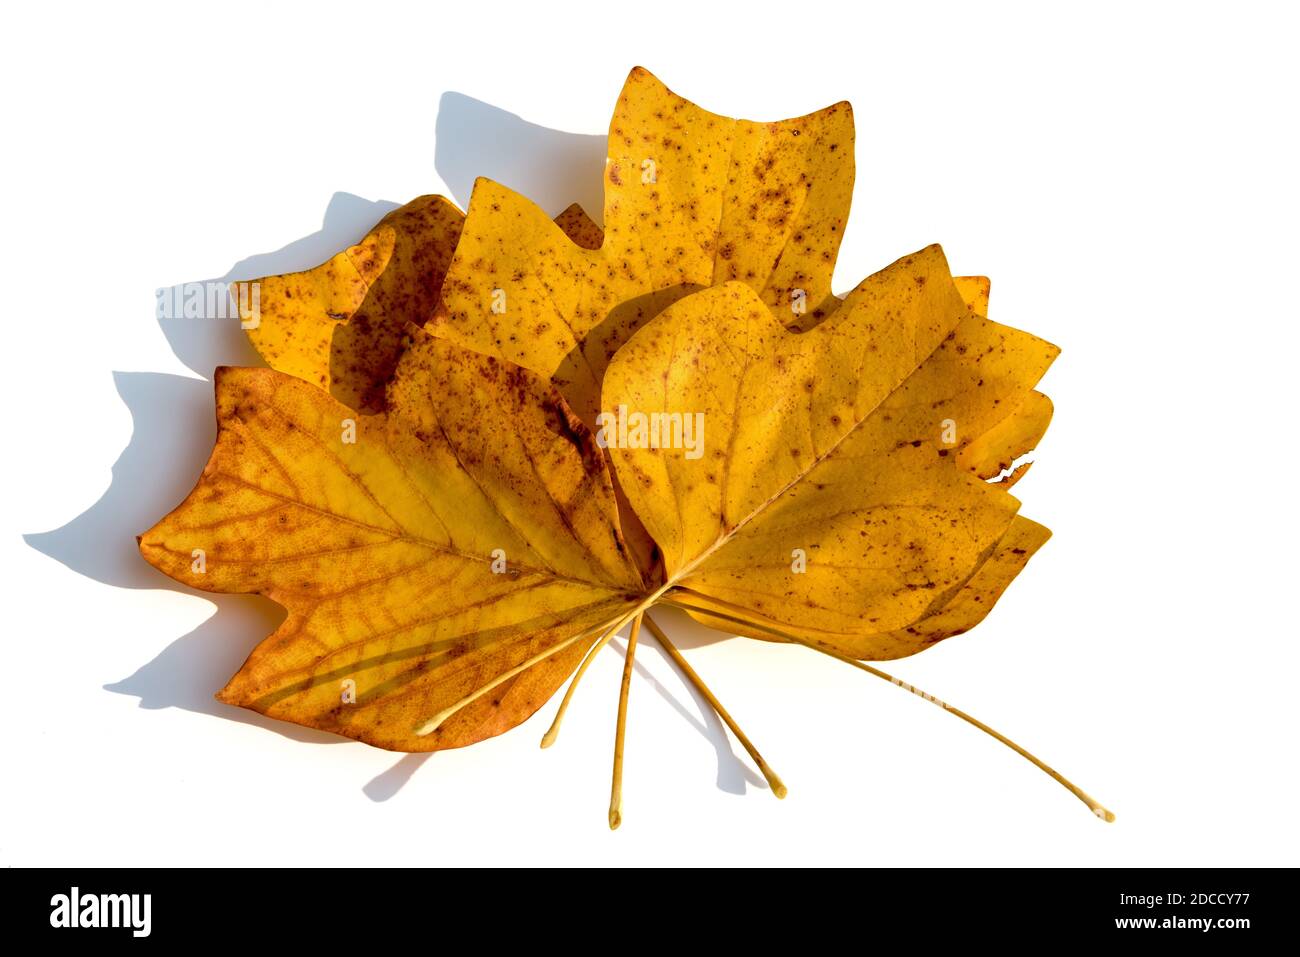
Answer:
[435,66,855,425]
[140,337,642,750]
[602,246,1058,658]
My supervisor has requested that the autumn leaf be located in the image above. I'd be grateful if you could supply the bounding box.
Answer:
[141,334,644,751]
[236,195,463,414]
[599,244,1058,658]
[433,66,855,426]
[665,273,1054,650]
[237,196,609,413]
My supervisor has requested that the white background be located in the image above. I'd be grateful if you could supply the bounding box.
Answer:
[2,1,1297,867]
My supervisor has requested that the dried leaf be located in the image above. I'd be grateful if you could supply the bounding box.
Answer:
[239,196,463,414]
[434,66,854,424]
[238,197,609,413]
[600,245,1058,659]
[140,336,642,751]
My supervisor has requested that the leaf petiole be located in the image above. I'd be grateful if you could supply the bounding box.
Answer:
[643,612,787,799]
[663,597,1114,823]
[608,614,643,829]
[540,625,615,749]
[413,612,637,737]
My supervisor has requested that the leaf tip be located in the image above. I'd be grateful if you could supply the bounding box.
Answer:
[136,529,162,565]
[918,242,949,267]
[215,670,262,710]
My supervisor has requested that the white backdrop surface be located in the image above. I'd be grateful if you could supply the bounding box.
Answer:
[2,1,1296,866]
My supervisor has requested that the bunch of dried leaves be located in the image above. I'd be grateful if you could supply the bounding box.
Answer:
[141,68,1109,827]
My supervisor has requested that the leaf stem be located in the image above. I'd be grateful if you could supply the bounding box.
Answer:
[541,624,615,748]
[663,597,1114,822]
[539,583,677,747]
[643,612,786,799]
[609,613,643,830]
[413,613,635,737]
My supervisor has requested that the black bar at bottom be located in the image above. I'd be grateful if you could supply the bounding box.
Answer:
[0,866,1286,943]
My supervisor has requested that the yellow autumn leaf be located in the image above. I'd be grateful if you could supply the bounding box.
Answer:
[600,244,1058,659]
[434,66,855,425]
[140,334,644,751]
[238,195,463,414]
[237,196,610,413]
[676,278,1051,636]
